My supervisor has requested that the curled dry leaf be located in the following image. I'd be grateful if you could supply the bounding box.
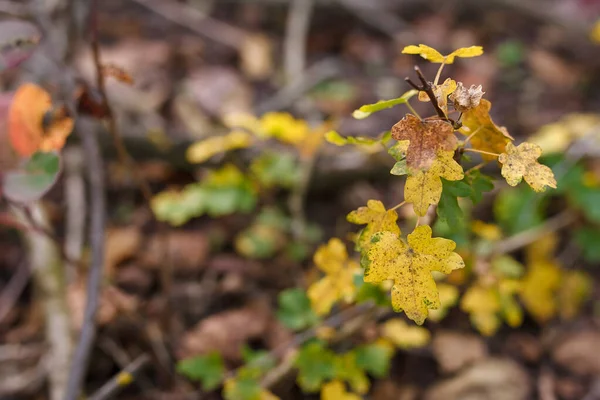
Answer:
[450,82,484,112]
[362,225,465,325]
[8,83,74,157]
[498,142,557,192]
[391,114,457,171]
[461,99,513,160]
[418,78,457,115]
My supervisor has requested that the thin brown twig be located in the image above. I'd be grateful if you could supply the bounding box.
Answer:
[89,354,151,400]
[89,13,153,204]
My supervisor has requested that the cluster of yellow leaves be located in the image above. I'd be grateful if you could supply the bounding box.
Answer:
[187,111,328,164]
[362,225,464,324]
[520,234,592,323]
[528,113,600,154]
[307,238,360,315]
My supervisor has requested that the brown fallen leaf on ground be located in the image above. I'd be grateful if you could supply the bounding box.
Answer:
[432,331,488,373]
[552,330,600,376]
[104,226,142,278]
[140,231,210,275]
[424,358,530,400]
[178,298,272,362]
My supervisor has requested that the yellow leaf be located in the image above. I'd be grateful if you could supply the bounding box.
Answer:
[471,220,503,241]
[559,271,592,320]
[402,44,483,64]
[461,99,514,160]
[498,142,557,192]
[260,389,281,400]
[381,318,431,348]
[347,200,400,251]
[461,284,502,336]
[260,112,309,145]
[405,150,464,216]
[308,238,359,315]
[186,130,253,163]
[520,259,561,323]
[321,380,361,400]
[428,283,459,322]
[362,225,465,324]
[590,19,600,44]
[391,114,457,170]
[525,233,558,265]
[116,372,134,387]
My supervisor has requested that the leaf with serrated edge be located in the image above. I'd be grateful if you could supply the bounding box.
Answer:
[405,150,464,216]
[347,200,400,251]
[362,226,464,324]
[498,142,557,192]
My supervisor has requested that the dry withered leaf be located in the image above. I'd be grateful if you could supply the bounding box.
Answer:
[432,331,487,373]
[179,298,272,361]
[391,114,457,170]
[104,226,142,278]
[552,330,600,376]
[450,82,484,112]
[461,99,513,160]
[498,142,557,192]
[424,358,530,400]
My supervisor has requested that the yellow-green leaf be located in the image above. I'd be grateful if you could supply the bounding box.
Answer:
[321,380,361,400]
[498,142,557,192]
[352,90,418,119]
[405,150,464,216]
[186,130,253,163]
[362,225,465,324]
[347,200,400,251]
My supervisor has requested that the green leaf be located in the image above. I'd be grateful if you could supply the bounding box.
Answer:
[295,341,336,392]
[177,352,225,391]
[494,186,545,234]
[325,130,348,146]
[465,170,494,204]
[250,152,299,189]
[354,343,393,378]
[2,151,61,203]
[387,142,408,161]
[390,160,408,176]
[575,227,600,262]
[223,375,262,400]
[333,352,369,394]
[354,273,389,306]
[437,179,471,228]
[352,90,418,119]
[276,288,319,330]
[241,346,276,375]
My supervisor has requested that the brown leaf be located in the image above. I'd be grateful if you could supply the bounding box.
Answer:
[140,231,210,275]
[391,114,457,170]
[178,298,272,362]
[432,331,487,373]
[425,358,530,400]
[104,227,142,278]
[450,82,484,112]
[552,330,600,376]
[461,99,514,160]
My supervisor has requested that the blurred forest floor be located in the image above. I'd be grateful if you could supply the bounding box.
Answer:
[2,0,600,399]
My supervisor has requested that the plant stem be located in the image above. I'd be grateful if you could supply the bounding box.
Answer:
[433,62,446,86]
[389,201,406,211]
[405,101,421,120]
[464,148,501,158]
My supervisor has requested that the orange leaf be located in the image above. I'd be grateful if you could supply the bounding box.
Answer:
[8,83,74,156]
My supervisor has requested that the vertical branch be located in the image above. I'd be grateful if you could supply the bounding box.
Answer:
[11,203,72,400]
[63,118,106,400]
[284,0,314,83]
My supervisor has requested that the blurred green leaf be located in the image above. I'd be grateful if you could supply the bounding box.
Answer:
[277,288,319,331]
[295,341,336,392]
[495,40,525,68]
[177,352,224,391]
[250,152,299,189]
[354,343,393,378]
[466,170,494,204]
[437,179,471,228]
[2,151,61,203]
[575,227,600,262]
[223,375,262,400]
[494,186,545,234]
[353,273,389,306]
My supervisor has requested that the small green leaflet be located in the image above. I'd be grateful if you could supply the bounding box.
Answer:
[575,227,600,262]
[2,151,61,203]
[276,288,319,330]
[465,169,494,204]
[177,352,225,390]
[295,341,336,392]
[437,179,471,227]
[352,90,418,119]
[354,343,393,378]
